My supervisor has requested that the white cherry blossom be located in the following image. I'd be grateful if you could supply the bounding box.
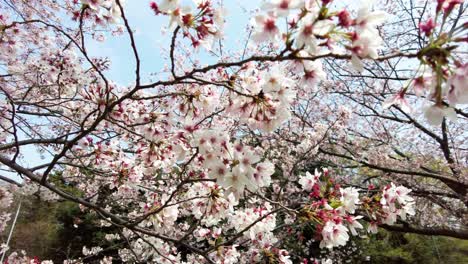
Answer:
[320,221,350,249]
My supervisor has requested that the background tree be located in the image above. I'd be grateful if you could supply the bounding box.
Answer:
[0,0,466,263]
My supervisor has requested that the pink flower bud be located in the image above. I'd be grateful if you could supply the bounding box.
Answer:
[419,18,435,37]
[149,2,161,15]
[337,10,352,27]
[443,0,463,15]
[436,0,446,13]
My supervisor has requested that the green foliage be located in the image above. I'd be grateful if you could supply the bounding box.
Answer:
[3,197,61,260]
[1,173,121,262]
[3,195,122,263]
[358,229,468,263]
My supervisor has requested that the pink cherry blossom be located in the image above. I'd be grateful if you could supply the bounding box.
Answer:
[320,221,350,249]
[251,13,281,43]
[382,91,412,113]
[424,104,457,126]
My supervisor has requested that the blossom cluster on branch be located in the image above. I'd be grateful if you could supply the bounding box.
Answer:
[0,0,466,263]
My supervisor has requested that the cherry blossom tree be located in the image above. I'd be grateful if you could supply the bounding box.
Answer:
[0,0,466,263]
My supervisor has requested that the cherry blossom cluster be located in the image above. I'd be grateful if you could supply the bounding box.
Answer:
[0,0,465,263]
[0,101,11,144]
[3,251,51,264]
[150,0,225,49]
[75,0,124,25]
[251,0,387,71]
[192,129,274,195]
[1,164,414,263]
[373,183,415,226]
[0,186,13,235]
[226,63,297,132]
[382,0,467,125]
[297,169,415,250]
[250,0,467,126]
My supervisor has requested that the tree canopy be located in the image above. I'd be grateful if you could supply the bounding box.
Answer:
[0,0,467,263]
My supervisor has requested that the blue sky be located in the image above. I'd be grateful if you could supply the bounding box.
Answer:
[87,0,263,85]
